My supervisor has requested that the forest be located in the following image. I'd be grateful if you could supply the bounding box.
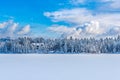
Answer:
[0,36,120,54]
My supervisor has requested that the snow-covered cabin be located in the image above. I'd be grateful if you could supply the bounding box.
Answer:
[32,43,45,50]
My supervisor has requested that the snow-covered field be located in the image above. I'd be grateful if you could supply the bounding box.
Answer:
[0,54,120,80]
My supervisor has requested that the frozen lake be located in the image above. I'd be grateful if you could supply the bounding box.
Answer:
[0,54,120,80]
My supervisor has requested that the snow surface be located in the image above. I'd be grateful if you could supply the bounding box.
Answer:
[0,54,120,80]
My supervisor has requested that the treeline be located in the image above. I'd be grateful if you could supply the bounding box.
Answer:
[0,36,120,53]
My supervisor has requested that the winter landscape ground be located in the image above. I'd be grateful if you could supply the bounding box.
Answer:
[0,54,120,80]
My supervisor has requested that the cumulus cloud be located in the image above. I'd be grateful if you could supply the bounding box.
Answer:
[0,20,12,29]
[48,21,104,39]
[48,21,103,35]
[6,22,19,37]
[44,8,120,26]
[9,23,18,32]
[44,9,89,23]
[44,0,120,38]
[48,25,82,39]
[0,20,31,38]
[45,7,120,38]
[98,0,120,9]
[17,25,30,35]
[85,21,103,34]
[44,8,92,24]
[110,0,120,9]
[48,25,77,33]
[0,22,7,29]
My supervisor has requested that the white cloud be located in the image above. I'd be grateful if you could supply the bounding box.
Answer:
[85,21,103,34]
[70,0,120,9]
[48,21,103,39]
[44,0,120,38]
[44,8,120,27]
[5,22,19,37]
[48,25,77,33]
[0,22,7,28]
[99,0,120,9]
[45,8,120,38]
[110,0,120,9]
[45,8,120,25]
[0,21,11,29]
[69,0,85,5]
[48,22,120,39]
[48,25,82,39]
[0,21,31,38]
[9,23,19,32]
[44,8,92,24]
[48,21,103,35]
[17,25,30,35]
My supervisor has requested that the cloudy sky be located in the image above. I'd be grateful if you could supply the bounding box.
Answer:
[0,0,120,38]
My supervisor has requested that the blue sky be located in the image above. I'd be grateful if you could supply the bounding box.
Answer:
[0,0,59,24]
[0,0,120,38]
